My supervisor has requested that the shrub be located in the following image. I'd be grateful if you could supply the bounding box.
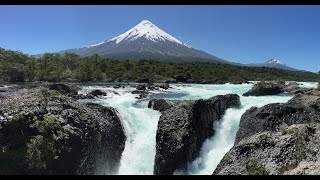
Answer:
[247,159,270,175]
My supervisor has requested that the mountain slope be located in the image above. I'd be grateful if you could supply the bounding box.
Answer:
[61,20,229,63]
[247,59,297,71]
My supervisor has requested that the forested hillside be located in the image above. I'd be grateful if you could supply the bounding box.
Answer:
[0,48,318,83]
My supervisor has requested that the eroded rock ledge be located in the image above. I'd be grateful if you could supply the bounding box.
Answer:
[154,94,241,175]
[0,85,126,175]
[213,94,320,175]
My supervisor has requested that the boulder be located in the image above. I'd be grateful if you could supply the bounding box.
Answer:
[148,99,175,112]
[147,83,155,91]
[175,76,188,83]
[48,83,79,96]
[154,94,241,175]
[243,81,284,96]
[88,90,107,97]
[164,78,178,84]
[136,78,150,83]
[159,83,170,90]
[113,85,121,89]
[283,82,300,94]
[287,82,300,87]
[213,94,320,175]
[131,90,149,99]
[136,84,146,91]
[74,94,95,100]
[230,81,243,85]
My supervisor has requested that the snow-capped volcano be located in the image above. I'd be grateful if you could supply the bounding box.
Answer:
[84,20,192,49]
[247,58,297,71]
[266,59,286,66]
[61,20,228,63]
[109,20,191,48]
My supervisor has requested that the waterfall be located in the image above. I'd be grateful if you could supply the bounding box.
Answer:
[80,83,292,175]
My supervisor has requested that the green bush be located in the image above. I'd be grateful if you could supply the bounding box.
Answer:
[26,135,50,170]
[247,159,270,175]
[30,114,59,133]
[294,133,314,161]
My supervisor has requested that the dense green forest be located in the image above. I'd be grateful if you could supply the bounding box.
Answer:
[0,48,318,83]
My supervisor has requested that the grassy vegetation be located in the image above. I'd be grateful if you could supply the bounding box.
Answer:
[294,132,314,161]
[282,127,295,135]
[222,151,232,162]
[278,164,298,174]
[178,101,194,109]
[0,48,318,83]
[247,159,270,175]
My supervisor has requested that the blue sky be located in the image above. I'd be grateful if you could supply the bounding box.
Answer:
[0,5,319,72]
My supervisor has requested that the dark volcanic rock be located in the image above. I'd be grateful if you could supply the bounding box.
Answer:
[136,78,150,83]
[0,88,126,175]
[230,81,243,85]
[147,83,155,90]
[213,94,320,175]
[243,81,284,96]
[74,94,95,100]
[159,83,170,90]
[230,80,252,85]
[287,82,300,87]
[113,84,121,89]
[283,82,300,94]
[164,78,178,84]
[88,90,107,97]
[48,83,79,96]
[83,103,126,175]
[175,76,188,83]
[136,84,146,91]
[148,99,175,112]
[154,94,241,175]
[235,94,320,144]
[131,90,149,99]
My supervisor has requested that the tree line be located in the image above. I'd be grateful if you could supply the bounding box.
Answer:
[0,48,318,83]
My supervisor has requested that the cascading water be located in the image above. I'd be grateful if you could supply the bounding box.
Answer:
[79,83,293,175]
[174,96,291,175]
[79,85,162,174]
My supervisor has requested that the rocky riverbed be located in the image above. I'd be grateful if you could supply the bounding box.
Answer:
[0,81,319,175]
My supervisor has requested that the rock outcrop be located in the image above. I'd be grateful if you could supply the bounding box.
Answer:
[136,78,150,83]
[48,83,79,96]
[148,99,175,112]
[243,81,284,96]
[175,76,188,83]
[88,89,107,97]
[0,86,126,175]
[213,94,320,175]
[131,90,149,99]
[154,94,241,175]
[136,84,146,91]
